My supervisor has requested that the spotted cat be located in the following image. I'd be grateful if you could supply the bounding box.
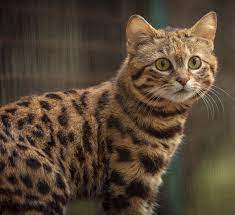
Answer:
[0,12,217,215]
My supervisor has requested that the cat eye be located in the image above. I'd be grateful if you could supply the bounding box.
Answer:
[188,56,202,70]
[155,58,172,71]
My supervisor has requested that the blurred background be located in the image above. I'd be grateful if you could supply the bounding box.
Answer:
[0,0,234,214]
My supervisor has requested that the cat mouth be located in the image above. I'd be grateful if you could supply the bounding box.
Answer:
[175,88,190,94]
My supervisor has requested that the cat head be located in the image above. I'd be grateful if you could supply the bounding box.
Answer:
[122,12,218,105]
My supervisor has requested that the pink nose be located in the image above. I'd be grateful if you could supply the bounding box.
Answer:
[176,77,189,87]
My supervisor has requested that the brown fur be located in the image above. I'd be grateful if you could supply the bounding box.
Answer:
[0,12,218,214]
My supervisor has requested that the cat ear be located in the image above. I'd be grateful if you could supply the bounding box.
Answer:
[190,12,217,41]
[126,15,155,51]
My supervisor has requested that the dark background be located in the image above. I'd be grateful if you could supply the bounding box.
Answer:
[0,0,234,214]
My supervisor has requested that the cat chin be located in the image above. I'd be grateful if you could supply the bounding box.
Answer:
[162,91,196,103]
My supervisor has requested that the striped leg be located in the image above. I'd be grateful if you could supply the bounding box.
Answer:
[102,177,158,215]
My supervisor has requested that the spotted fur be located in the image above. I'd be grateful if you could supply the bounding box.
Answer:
[0,12,218,215]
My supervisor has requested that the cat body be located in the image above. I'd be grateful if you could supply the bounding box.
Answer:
[0,12,217,215]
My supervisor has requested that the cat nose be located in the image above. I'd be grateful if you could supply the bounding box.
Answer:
[176,77,189,87]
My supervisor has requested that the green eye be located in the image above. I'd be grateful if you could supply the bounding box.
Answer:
[188,56,202,70]
[155,58,171,71]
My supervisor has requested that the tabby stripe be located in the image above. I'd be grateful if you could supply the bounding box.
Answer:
[45,93,62,100]
[141,123,182,139]
[82,168,89,197]
[131,68,145,81]
[107,115,149,145]
[1,114,10,128]
[82,121,92,153]
[139,153,166,174]
[0,201,63,215]
[95,91,110,146]
[72,91,89,115]
[116,94,183,140]
[131,63,154,81]
[95,91,110,122]
[0,188,22,196]
[133,83,154,90]
[118,80,187,118]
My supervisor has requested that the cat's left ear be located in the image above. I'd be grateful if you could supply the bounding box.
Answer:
[190,12,217,41]
[126,15,155,53]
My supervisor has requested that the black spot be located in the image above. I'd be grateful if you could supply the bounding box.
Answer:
[95,91,110,122]
[75,146,85,163]
[82,121,92,153]
[68,132,75,142]
[60,148,65,161]
[69,163,76,181]
[72,100,83,115]
[26,135,35,146]
[110,195,130,210]
[17,101,30,107]
[42,146,52,157]
[2,128,12,138]
[1,114,10,128]
[7,175,18,185]
[18,135,25,142]
[45,93,62,100]
[92,161,98,179]
[20,174,33,188]
[110,171,125,186]
[5,108,17,115]
[57,131,68,146]
[139,154,165,175]
[32,125,44,138]
[106,138,113,153]
[82,168,89,197]
[47,201,63,215]
[17,114,35,130]
[80,92,88,107]
[37,180,50,195]
[63,89,77,94]
[116,147,132,162]
[41,114,51,124]
[12,150,18,157]
[39,100,51,111]
[17,144,28,150]
[52,192,68,205]
[26,158,41,170]
[27,113,35,124]
[75,172,81,187]
[25,194,39,201]
[17,120,25,130]
[43,164,52,173]
[126,180,150,199]
[0,161,6,173]
[56,173,66,190]
[47,131,56,147]
[72,91,88,115]
[58,107,68,127]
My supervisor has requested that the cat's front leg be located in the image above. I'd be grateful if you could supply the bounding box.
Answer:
[102,163,163,215]
[102,175,161,215]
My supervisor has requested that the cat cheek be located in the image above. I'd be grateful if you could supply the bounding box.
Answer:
[184,79,195,91]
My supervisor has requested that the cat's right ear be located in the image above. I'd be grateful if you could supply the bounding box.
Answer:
[126,15,155,53]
